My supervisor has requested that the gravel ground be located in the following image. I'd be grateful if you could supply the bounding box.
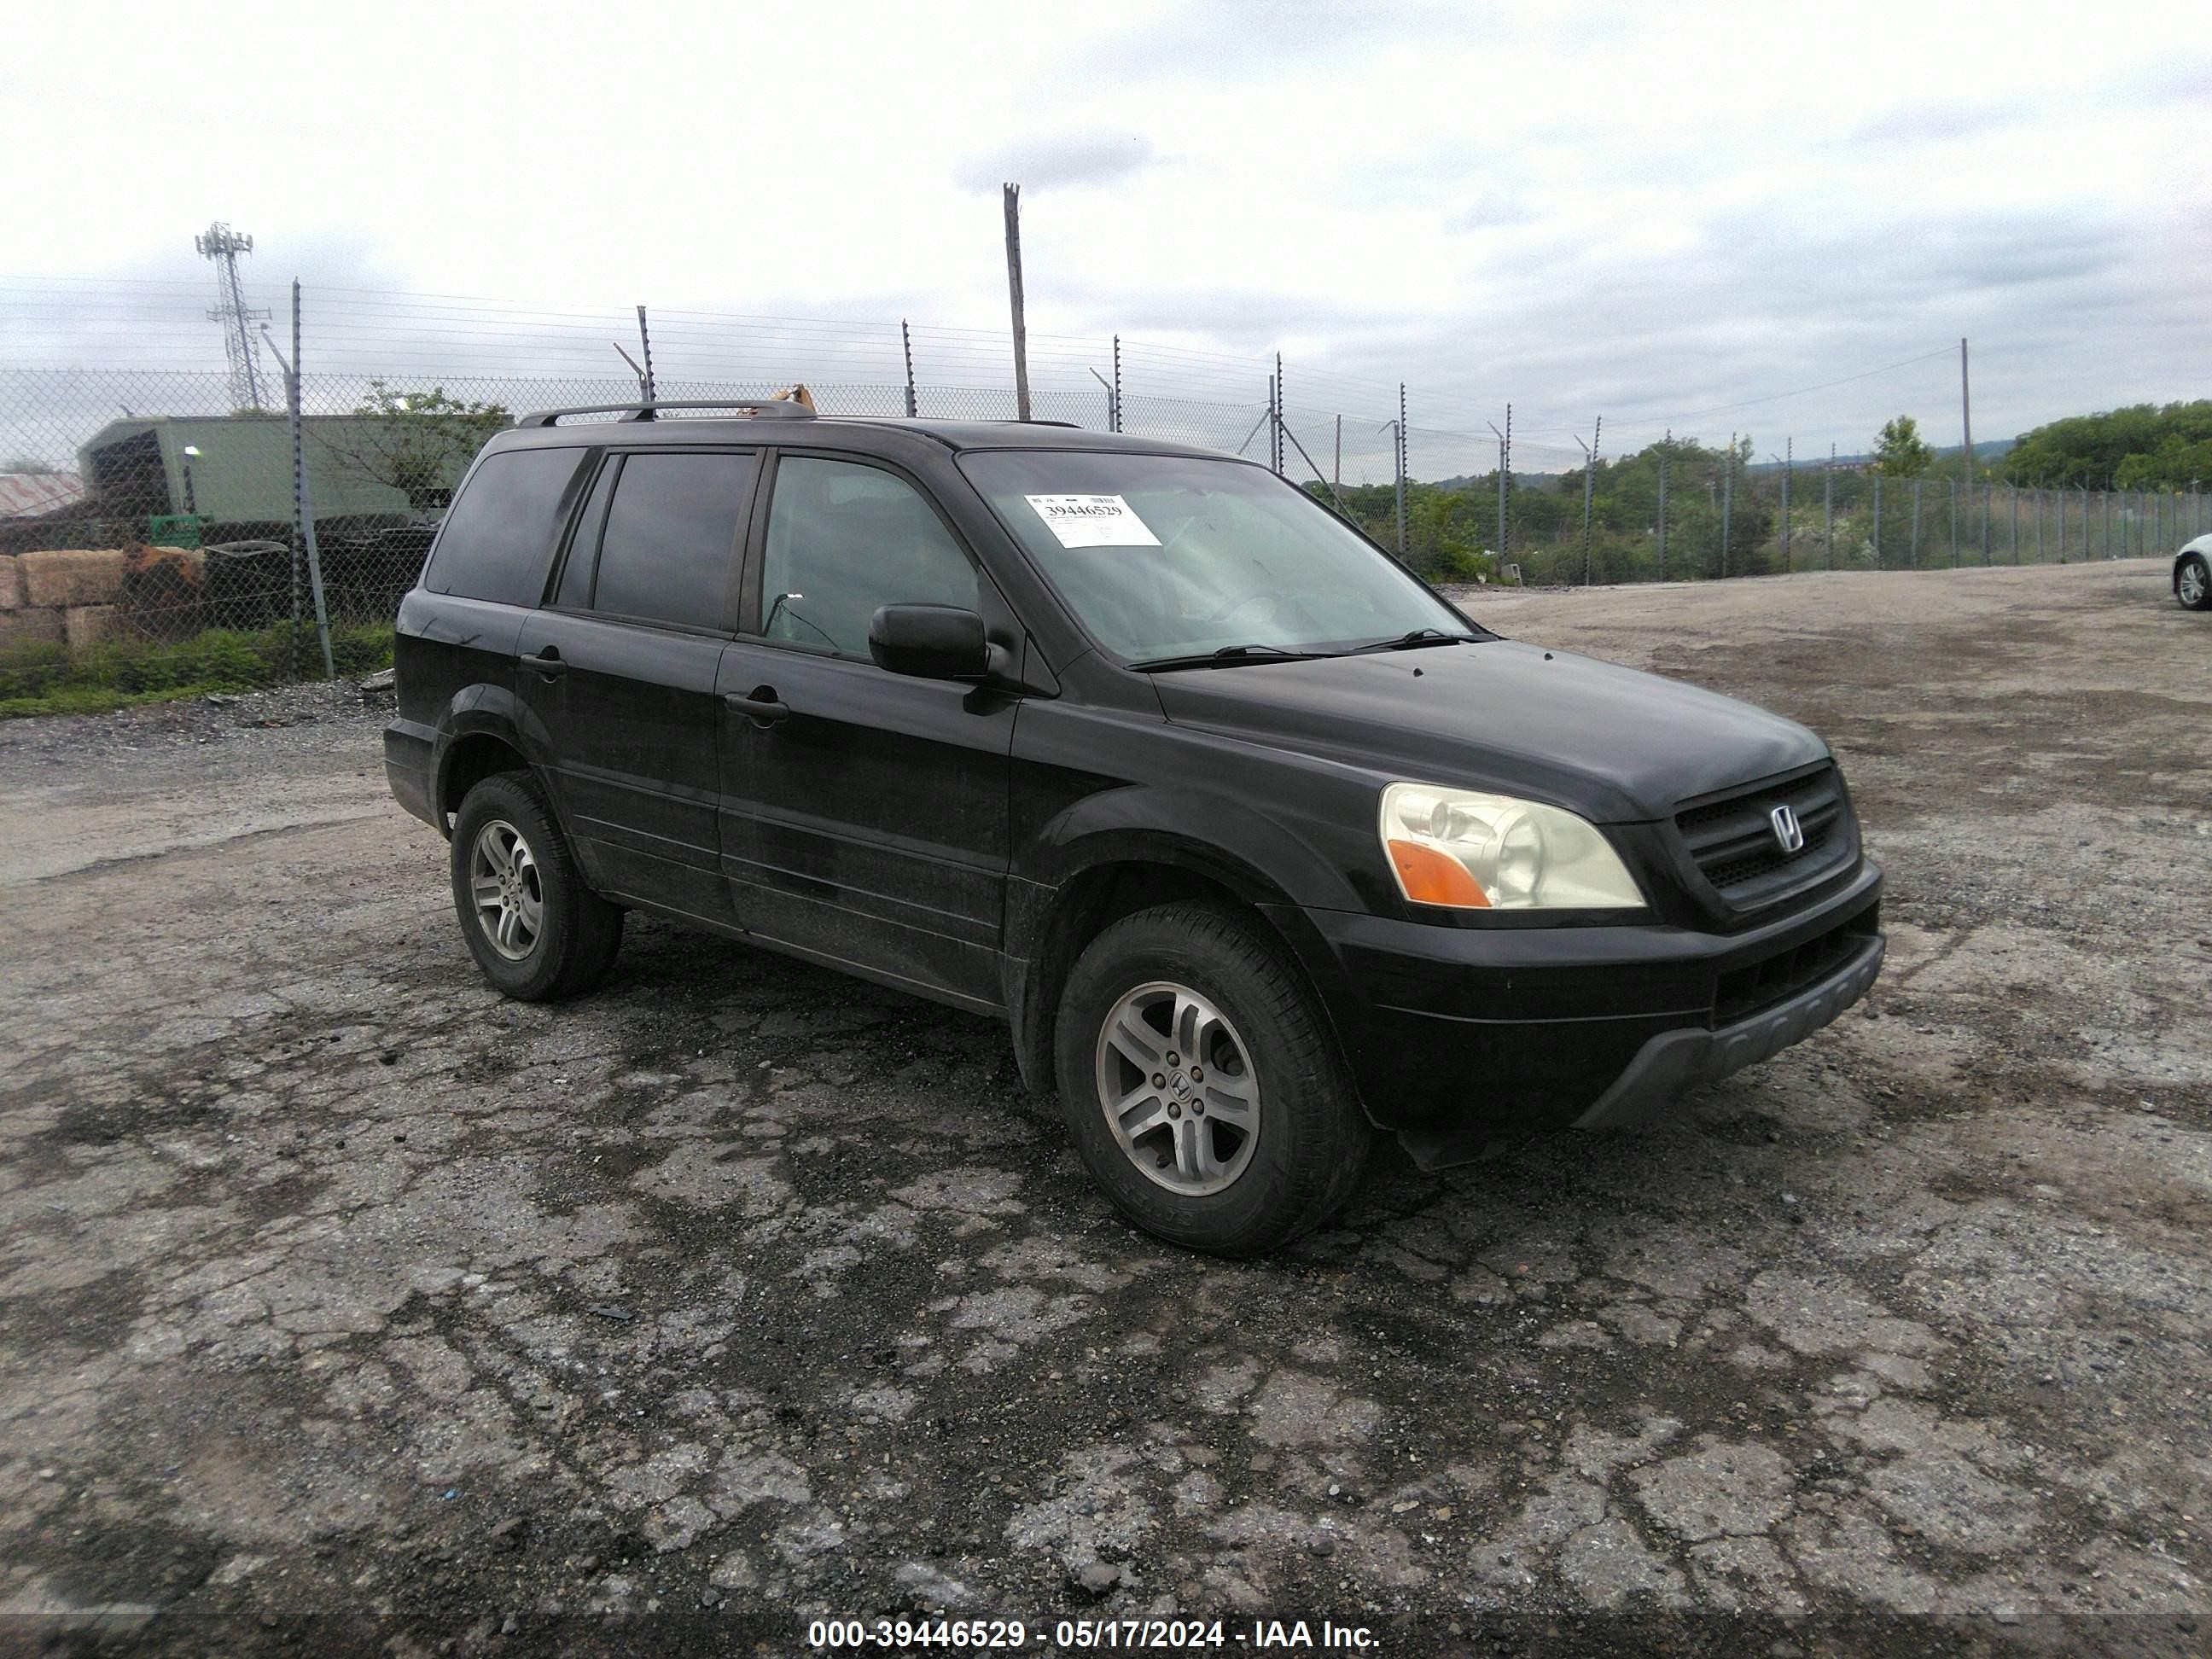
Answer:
[2,559,2206,1656]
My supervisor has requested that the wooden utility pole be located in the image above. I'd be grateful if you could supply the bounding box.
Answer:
[1003,183,1031,422]
[1959,336,1973,484]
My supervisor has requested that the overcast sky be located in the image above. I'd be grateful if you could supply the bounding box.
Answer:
[4,0,2206,467]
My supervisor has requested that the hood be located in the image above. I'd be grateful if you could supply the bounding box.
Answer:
[1150,639,1827,824]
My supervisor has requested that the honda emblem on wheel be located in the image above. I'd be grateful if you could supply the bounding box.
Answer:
[1769,803,1806,853]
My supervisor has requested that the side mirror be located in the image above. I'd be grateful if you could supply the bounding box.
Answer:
[868,604,990,681]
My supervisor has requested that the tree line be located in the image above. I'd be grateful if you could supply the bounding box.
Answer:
[1316,401,2208,584]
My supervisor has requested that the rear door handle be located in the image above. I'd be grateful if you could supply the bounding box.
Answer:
[520,649,567,679]
[724,688,789,726]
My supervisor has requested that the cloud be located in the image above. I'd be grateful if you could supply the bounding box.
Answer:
[1073,0,1487,84]
[1846,99,2034,147]
[1447,192,1541,233]
[954,133,1161,195]
[2113,55,2212,106]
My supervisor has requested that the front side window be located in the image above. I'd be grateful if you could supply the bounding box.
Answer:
[959,451,1466,663]
[760,457,980,655]
[423,446,586,607]
[586,451,758,628]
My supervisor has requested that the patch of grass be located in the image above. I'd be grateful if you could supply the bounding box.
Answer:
[0,623,393,719]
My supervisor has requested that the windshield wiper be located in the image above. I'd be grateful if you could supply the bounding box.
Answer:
[1350,627,1482,653]
[1127,643,1336,672]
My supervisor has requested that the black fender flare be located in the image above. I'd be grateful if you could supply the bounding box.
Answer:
[431,685,549,823]
[1002,789,1367,1098]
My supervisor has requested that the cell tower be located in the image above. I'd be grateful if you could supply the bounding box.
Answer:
[195,222,271,411]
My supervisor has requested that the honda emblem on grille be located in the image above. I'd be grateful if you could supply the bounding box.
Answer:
[1769,804,1806,854]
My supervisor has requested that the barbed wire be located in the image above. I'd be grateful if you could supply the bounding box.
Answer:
[5,281,2198,699]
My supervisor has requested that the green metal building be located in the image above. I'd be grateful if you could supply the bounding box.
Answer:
[74,414,455,525]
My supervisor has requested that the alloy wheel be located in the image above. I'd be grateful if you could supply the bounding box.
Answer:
[1093,981,1261,1196]
[469,818,544,961]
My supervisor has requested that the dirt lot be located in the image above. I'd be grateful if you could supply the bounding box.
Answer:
[2,560,2207,1655]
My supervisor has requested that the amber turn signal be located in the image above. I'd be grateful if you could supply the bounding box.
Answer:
[1386,839,1491,907]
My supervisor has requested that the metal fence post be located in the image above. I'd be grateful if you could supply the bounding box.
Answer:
[1781,438,1792,570]
[1272,355,1284,475]
[1657,430,1670,583]
[1948,478,1959,567]
[2010,486,2018,564]
[1872,474,1883,567]
[901,320,917,417]
[1911,480,1922,568]
[1488,423,1505,562]
[1824,444,1834,569]
[1575,416,1601,585]
[1720,438,1734,578]
[1495,401,1509,568]
[1395,384,1409,558]
[288,279,335,680]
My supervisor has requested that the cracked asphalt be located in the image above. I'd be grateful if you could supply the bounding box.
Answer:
[2,559,2207,1656]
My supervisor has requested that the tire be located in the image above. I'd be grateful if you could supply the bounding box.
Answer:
[2178,553,2212,611]
[448,771,623,1001]
[1053,900,1371,1257]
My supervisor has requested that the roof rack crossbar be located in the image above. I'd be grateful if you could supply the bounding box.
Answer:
[519,399,815,428]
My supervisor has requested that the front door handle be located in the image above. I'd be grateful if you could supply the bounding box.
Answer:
[520,649,567,679]
[725,687,789,727]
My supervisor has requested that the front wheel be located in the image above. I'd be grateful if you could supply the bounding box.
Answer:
[1053,901,1371,1257]
[449,771,623,1000]
[2178,553,2211,611]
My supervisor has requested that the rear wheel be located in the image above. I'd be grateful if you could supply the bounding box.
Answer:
[2178,553,2211,611]
[1053,901,1370,1257]
[449,771,623,1000]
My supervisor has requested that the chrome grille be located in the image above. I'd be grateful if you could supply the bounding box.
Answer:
[1675,764,1854,908]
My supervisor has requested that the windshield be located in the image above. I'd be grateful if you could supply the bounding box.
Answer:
[959,451,1471,664]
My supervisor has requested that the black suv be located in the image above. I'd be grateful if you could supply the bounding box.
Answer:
[386,402,1883,1255]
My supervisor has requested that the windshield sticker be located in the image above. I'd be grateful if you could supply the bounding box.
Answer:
[1024,494,1162,549]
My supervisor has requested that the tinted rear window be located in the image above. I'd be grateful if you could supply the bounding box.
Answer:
[590,451,758,629]
[423,447,586,607]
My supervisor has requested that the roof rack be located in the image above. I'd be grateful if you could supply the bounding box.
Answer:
[518,399,815,428]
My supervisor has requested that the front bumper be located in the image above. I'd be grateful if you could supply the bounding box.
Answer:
[1284,859,1883,1163]
[1569,930,1883,1128]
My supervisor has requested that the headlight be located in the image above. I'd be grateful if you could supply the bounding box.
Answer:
[1379,782,1644,911]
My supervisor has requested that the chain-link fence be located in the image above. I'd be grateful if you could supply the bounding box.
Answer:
[3,279,2207,704]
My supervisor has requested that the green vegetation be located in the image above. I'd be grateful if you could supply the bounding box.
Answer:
[1318,433,1782,585]
[321,382,512,512]
[2000,401,2212,490]
[0,623,393,719]
[1873,416,1935,477]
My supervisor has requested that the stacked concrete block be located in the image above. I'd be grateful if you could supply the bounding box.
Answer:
[19,549,127,608]
[1,548,200,654]
[64,606,121,649]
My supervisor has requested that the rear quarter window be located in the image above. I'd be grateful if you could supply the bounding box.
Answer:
[422,447,587,607]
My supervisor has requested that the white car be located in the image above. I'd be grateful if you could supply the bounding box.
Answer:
[2179,534,2212,611]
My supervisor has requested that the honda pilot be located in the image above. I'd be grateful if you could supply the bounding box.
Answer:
[385,401,1883,1256]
